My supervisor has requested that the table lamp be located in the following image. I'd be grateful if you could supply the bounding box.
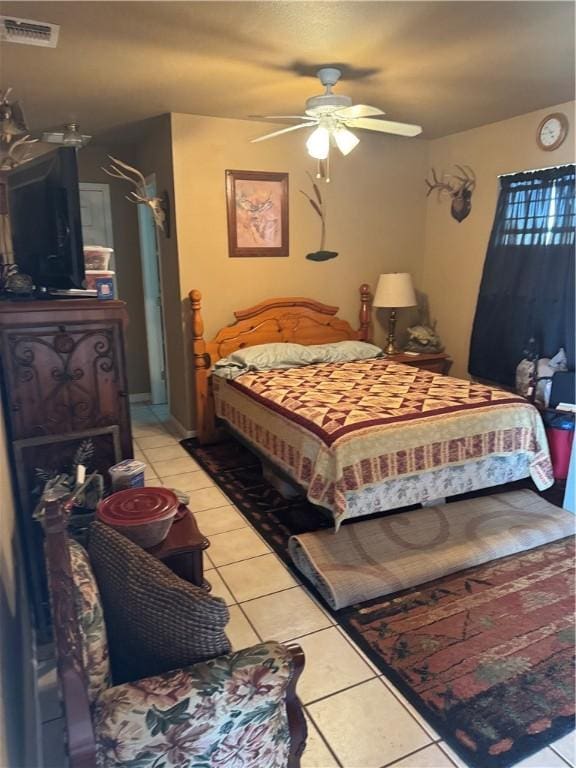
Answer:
[373,272,417,355]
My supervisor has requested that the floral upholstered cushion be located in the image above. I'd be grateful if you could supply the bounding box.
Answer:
[69,540,112,702]
[94,642,295,768]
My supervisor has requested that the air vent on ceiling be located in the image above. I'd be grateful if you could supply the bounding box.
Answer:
[0,16,60,47]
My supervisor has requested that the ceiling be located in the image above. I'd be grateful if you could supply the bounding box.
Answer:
[0,1,574,143]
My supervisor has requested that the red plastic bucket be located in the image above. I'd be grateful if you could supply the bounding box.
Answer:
[97,487,178,547]
[546,427,575,481]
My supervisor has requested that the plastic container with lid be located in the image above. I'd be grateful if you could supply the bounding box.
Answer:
[97,487,179,548]
[85,270,115,290]
[109,459,146,491]
[84,246,114,271]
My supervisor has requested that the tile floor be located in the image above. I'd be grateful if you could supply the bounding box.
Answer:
[40,402,576,768]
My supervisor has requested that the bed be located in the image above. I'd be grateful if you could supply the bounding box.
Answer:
[190,286,554,529]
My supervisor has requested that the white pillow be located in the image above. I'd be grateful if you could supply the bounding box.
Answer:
[212,340,383,379]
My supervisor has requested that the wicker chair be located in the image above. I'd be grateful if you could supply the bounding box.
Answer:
[43,496,306,768]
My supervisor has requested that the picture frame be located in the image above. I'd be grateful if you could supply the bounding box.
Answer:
[14,426,122,517]
[225,170,289,257]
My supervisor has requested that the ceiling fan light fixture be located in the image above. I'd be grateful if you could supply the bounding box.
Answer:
[306,125,330,160]
[333,126,359,156]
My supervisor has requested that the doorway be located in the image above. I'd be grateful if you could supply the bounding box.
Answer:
[79,182,114,255]
[79,180,168,406]
[137,175,168,405]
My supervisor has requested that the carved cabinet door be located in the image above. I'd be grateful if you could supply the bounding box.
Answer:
[0,300,133,643]
[0,318,131,457]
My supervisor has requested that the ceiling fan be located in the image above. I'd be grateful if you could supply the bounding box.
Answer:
[251,67,422,166]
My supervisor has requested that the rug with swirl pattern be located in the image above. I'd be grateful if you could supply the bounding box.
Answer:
[182,437,575,768]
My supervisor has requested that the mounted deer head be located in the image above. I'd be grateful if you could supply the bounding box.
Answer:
[102,155,170,236]
[425,165,476,222]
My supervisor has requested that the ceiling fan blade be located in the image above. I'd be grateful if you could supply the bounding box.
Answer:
[344,117,422,137]
[249,115,312,121]
[334,104,384,119]
[251,122,317,143]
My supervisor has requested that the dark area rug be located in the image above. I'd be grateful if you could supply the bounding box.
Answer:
[182,437,575,768]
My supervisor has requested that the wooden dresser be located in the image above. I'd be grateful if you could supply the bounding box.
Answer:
[0,298,133,638]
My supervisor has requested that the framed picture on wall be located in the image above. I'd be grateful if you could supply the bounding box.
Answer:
[225,170,289,257]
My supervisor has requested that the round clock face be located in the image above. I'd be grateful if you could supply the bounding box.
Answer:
[537,113,568,151]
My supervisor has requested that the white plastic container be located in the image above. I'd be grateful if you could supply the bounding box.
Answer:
[109,459,146,491]
[85,270,115,290]
[84,246,114,271]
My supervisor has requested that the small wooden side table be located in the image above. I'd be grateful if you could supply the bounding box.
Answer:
[386,351,452,375]
[146,507,210,589]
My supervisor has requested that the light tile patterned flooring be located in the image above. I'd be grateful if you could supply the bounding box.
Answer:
[40,403,575,767]
[132,404,576,768]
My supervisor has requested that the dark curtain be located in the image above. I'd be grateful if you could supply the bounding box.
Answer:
[469,165,575,387]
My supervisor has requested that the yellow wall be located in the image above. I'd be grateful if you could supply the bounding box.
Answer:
[421,101,575,379]
[171,113,428,429]
[78,146,151,395]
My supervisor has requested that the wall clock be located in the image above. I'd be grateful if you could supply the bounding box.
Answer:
[536,113,569,151]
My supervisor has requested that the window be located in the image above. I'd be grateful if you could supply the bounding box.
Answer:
[494,169,575,247]
[469,165,575,387]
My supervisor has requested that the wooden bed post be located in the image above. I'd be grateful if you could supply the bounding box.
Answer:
[189,289,219,444]
[359,283,373,342]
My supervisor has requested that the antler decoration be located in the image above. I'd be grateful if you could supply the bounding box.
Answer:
[0,134,38,172]
[0,88,28,146]
[425,164,476,222]
[0,87,37,172]
[0,88,39,262]
[102,155,170,236]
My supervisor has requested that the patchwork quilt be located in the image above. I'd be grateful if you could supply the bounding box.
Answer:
[213,359,554,528]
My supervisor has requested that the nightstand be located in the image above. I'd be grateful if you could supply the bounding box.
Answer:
[386,351,452,374]
[146,508,210,588]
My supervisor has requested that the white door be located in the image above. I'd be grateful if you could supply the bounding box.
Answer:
[138,176,168,405]
[79,183,114,256]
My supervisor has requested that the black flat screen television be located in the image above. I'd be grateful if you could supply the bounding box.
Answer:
[8,146,85,291]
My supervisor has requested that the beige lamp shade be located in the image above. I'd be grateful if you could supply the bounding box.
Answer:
[373,273,417,308]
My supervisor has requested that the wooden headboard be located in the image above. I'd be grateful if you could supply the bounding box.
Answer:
[189,285,373,443]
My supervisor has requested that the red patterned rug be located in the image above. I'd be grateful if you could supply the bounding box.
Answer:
[183,437,575,768]
[341,537,575,768]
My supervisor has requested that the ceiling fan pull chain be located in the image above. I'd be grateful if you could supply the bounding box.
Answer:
[315,155,332,183]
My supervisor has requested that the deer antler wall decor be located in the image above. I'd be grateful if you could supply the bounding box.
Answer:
[0,88,28,146]
[425,165,476,222]
[0,87,38,172]
[0,134,38,171]
[102,155,171,237]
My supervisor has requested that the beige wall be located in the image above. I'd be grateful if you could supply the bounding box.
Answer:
[421,101,575,380]
[171,113,429,430]
[0,399,33,768]
[136,116,185,424]
[77,146,151,395]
